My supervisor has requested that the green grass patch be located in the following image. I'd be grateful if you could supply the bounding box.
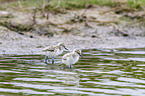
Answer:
[127,0,145,9]
[0,0,145,10]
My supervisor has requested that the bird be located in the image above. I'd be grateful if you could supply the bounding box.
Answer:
[62,48,83,69]
[42,42,68,64]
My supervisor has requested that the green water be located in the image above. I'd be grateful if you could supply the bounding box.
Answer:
[0,48,145,96]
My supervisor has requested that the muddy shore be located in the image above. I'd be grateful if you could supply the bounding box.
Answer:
[0,26,145,55]
[0,6,145,55]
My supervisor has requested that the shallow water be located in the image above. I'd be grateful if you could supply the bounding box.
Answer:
[0,48,145,96]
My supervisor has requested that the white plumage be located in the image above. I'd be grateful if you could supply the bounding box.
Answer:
[62,48,83,68]
[43,42,68,64]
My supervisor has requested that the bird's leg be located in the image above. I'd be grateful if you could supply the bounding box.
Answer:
[45,56,48,64]
[70,64,72,69]
[67,64,72,69]
[52,56,55,64]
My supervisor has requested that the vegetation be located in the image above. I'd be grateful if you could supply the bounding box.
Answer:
[49,0,145,9]
[0,0,144,35]
[0,0,145,10]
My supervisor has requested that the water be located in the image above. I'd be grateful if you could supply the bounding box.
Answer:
[0,48,145,96]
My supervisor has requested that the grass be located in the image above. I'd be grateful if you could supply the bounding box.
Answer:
[0,0,145,10]
[126,0,145,9]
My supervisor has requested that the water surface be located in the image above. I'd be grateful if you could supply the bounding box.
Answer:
[0,48,145,96]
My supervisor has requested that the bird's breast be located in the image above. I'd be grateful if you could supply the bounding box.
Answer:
[71,54,79,64]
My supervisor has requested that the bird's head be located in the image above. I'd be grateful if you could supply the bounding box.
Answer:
[74,48,83,58]
[57,42,68,50]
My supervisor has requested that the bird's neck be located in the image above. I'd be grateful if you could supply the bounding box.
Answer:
[58,46,62,50]
[73,52,79,56]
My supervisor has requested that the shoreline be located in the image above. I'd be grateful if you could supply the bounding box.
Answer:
[0,6,145,55]
[0,28,145,55]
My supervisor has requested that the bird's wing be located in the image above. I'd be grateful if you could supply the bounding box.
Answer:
[62,53,72,60]
[42,45,56,52]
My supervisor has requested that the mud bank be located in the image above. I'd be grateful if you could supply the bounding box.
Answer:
[0,25,145,55]
[0,6,145,55]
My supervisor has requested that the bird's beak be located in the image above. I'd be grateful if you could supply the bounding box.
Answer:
[77,52,83,58]
[79,53,84,58]
[65,47,68,50]
[79,54,83,58]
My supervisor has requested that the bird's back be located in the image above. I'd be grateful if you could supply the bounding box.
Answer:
[62,52,79,64]
[62,52,72,60]
[43,45,56,52]
[43,45,64,57]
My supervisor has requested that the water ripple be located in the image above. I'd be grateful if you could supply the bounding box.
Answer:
[0,48,145,95]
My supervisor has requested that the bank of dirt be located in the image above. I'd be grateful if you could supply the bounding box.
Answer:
[0,6,145,55]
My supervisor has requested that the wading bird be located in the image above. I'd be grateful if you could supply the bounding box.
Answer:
[62,48,83,68]
[43,42,68,64]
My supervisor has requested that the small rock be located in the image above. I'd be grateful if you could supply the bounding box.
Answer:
[122,33,128,37]
[0,11,12,18]
[18,32,24,35]
[30,35,33,38]
[91,35,97,38]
